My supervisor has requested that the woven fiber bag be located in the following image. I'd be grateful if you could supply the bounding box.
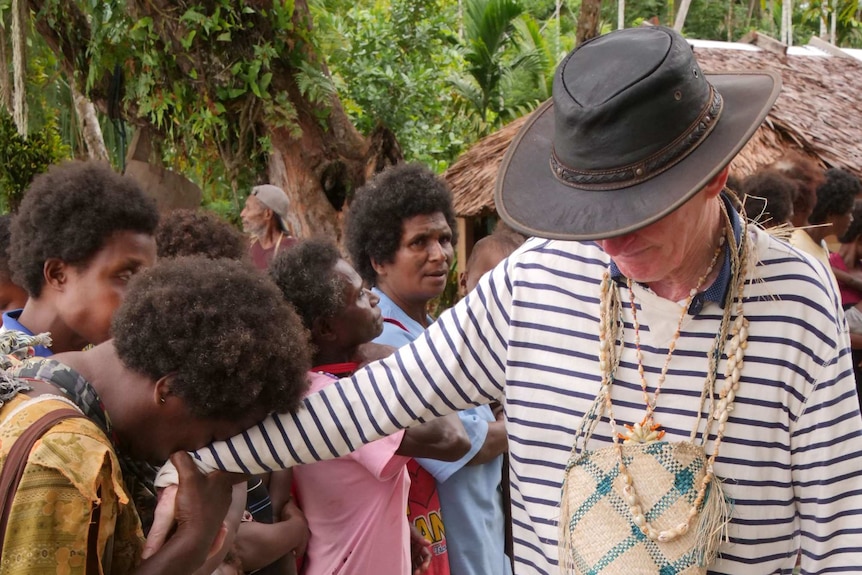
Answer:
[560,441,728,575]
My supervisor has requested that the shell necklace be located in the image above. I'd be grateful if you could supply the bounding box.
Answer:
[621,234,725,444]
[596,199,750,544]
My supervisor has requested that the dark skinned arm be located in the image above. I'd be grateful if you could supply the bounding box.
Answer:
[134,452,237,575]
[191,481,247,575]
[395,413,470,461]
[233,470,308,572]
[468,417,508,466]
[232,504,308,571]
[831,266,862,293]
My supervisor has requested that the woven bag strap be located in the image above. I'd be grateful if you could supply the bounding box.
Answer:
[0,407,84,558]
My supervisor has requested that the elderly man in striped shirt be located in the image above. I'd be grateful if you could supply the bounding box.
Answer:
[152,26,862,575]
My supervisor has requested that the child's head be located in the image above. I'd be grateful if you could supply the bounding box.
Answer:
[462,231,526,294]
[155,208,247,261]
[112,256,311,462]
[740,169,796,228]
[9,161,159,345]
[0,215,27,313]
[270,238,383,358]
[768,152,825,227]
[810,168,861,240]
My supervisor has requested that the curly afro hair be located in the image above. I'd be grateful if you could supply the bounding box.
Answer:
[156,209,246,261]
[9,161,159,297]
[768,152,825,224]
[346,163,457,286]
[112,256,311,418]
[269,238,344,331]
[740,169,796,227]
[810,168,861,225]
[840,200,862,244]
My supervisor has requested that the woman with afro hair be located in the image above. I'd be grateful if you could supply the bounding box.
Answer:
[344,163,511,575]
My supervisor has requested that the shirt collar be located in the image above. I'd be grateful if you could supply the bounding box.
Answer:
[608,194,742,312]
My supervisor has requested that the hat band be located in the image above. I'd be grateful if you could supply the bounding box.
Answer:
[550,86,724,191]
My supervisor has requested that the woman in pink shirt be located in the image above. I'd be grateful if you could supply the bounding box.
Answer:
[267,239,469,575]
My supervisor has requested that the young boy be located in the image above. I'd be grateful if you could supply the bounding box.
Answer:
[4,161,159,354]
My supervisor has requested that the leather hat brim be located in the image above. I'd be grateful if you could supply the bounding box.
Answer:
[495,71,782,241]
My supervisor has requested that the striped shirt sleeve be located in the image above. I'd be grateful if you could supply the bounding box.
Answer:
[190,255,514,475]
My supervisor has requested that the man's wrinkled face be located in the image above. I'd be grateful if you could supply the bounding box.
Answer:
[241,195,270,238]
[598,188,713,286]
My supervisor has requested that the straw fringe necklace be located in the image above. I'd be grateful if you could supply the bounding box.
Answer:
[560,201,752,573]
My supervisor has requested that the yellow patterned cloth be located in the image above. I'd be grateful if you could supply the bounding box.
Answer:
[0,394,143,574]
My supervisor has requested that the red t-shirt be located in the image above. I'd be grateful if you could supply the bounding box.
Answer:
[249,235,296,270]
[407,459,451,574]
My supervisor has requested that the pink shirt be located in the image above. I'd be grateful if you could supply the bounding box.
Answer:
[829,251,862,307]
[293,372,411,575]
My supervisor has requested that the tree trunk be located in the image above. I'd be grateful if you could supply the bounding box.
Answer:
[0,17,12,115]
[727,1,734,41]
[256,0,400,242]
[28,0,400,239]
[674,0,693,31]
[576,0,602,45]
[11,0,27,136]
[782,0,792,45]
[71,85,109,161]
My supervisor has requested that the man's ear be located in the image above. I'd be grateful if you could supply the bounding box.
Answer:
[43,258,68,292]
[704,166,730,199]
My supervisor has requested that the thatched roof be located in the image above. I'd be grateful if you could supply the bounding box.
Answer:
[445,41,862,218]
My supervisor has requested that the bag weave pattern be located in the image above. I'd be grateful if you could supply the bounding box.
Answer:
[561,441,709,574]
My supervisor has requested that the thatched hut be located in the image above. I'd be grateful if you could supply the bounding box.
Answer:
[444,36,862,272]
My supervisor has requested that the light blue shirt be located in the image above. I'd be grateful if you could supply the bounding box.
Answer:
[1,309,53,356]
[373,288,512,574]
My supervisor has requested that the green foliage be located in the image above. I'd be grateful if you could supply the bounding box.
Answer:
[0,110,69,212]
[312,0,470,169]
[9,0,861,222]
[451,0,527,129]
[599,1,862,47]
[78,0,301,206]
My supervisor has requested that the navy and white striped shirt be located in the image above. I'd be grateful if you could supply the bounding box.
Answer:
[193,226,862,574]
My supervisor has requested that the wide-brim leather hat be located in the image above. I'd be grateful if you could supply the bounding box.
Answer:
[495,26,781,240]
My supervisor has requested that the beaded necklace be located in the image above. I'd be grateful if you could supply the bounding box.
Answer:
[589,199,750,546]
[621,235,725,443]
